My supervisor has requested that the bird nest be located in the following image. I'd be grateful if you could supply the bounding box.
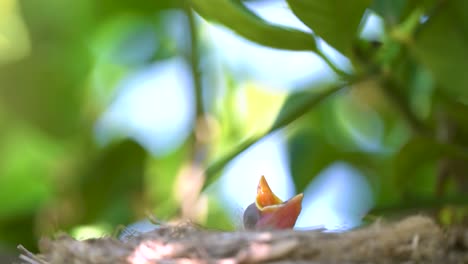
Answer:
[19,216,468,264]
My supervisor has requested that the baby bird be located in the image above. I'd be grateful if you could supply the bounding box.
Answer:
[243,176,303,230]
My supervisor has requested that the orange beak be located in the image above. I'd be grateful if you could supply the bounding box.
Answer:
[243,176,303,230]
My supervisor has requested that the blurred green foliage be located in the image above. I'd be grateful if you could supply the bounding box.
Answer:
[1,0,468,257]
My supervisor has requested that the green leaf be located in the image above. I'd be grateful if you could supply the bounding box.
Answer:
[288,128,337,193]
[191,0,317,51]
[272,85,345,131]
[287,0,371,56]
[411,0,468,101]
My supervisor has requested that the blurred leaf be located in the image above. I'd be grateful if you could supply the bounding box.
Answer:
[371,0,435,25]
[203,137,258,189]
[287,0,371,56]
[278,86,380,152]
[70,223,112,240]
[0,0,92,138]
[0,47,91,137]
[0,213,36,251]
[88,11,190,117]
[408,66,434,121]
[20,0,93,37]
[239,84,287,136]
[411,0,468,101]
[393,137,468,194]
[88,15,160,110]
[288,119,384,194]
[91,16,159,66]
[334,92,385,152]
[371,0,407,25]
[288,128,337,192]
[0,124,62,218]
[204,195,236,231]
[146,141,191,219]
[443,101,468,145]
[78,140,147,225]
[89,62,129,108]
[371,193,468,216]
[191,0,318,51]
[272,85,345,131]
[0,122,64,251]
[95,0,178,18]
[283,88,407,205]
[0,0,31,64]
[349,79,411,151]
[204,83,347,189]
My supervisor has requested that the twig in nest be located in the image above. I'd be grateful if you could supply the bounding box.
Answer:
[18,244,49,264]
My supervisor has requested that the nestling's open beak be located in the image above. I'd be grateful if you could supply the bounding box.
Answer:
[243,176,303,230]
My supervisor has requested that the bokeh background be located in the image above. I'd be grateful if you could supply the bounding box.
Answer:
[1,0,468,260]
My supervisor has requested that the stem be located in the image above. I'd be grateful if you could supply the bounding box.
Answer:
[185,3,208,165]
[187,6,204,120]
[316,48,351,79]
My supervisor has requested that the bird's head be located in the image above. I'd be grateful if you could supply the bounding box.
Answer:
[243,176,303,230]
